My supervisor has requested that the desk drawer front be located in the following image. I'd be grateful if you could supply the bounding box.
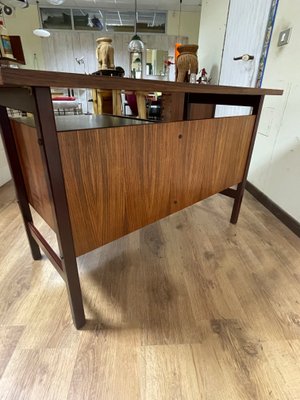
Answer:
[58,115,255,256]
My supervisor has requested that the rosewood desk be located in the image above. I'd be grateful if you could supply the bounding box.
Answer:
[0,69,283,328]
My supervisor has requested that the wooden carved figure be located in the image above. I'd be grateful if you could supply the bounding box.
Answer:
[176,44,198,83]
[96,37,115,70]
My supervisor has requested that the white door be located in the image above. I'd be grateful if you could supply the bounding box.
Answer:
[216,0,273,117]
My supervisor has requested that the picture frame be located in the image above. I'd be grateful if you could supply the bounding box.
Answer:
[0,35,14,59]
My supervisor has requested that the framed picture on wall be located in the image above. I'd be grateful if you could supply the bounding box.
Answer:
[0,35,14,59]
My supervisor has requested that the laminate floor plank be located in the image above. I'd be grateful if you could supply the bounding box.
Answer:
[191,334,291,400]
[138,344,201,400]
[68,339,140,400]
[0,348,78,400]
[0,181,300,399]
[0,326,24,379]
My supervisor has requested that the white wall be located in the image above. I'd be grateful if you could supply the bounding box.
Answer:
[3,4,45,69]
[198,0,300,223]
[1,4,46,186]
[197,0,230,84]
[167,10,201,44]
[248,0,300,222]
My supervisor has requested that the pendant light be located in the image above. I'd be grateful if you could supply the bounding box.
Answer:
[47,0,64,5]
[33,1,50,38]
[33,29,50,38]
[128,0,144,52]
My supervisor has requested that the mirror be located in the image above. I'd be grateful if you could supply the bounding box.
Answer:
[130,51,143,79]
[146,49,168,76]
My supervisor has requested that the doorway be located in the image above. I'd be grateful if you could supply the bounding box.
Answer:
[215,0,279,116]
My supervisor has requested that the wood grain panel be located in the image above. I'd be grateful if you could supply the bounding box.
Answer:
[188,103,215,120]
[58,115,255,256]
[10,120,56,231]
[161,93,185,122]
[172,116,256,206]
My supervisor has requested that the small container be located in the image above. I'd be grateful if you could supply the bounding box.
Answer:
[189,73,197,83]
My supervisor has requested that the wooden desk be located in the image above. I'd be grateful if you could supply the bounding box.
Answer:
[0,68,282,328]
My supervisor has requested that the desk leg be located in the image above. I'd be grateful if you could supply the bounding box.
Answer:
[230,96,265,224]
[230,182,245,224]
[136,91,147,119]
[32,87,85,329]
[0,106,41,260]
[112,90,122,115]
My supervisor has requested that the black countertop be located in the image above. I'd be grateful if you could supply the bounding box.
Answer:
[11,114,152,132]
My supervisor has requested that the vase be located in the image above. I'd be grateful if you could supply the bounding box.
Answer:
[176,44,198,83]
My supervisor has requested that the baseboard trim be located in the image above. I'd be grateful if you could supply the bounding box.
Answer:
[246,181,300,238]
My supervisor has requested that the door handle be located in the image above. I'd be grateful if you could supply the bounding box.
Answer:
[233,54,254,61]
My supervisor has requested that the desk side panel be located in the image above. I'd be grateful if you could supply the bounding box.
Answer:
[10,120,56,231]
[58,116,255,256]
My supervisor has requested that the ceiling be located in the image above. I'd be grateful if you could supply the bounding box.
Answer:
[35,0,202,12]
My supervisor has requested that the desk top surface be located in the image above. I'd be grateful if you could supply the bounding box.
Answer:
[12,114,152,132]
[0,68,283,96]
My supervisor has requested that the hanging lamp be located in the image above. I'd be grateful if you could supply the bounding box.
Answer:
[33,1,50,38]
[128,0,144,52]
[33,29,50,38]
[47,0,64,5]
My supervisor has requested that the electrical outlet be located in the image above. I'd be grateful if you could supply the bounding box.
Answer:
[278,28,291,46]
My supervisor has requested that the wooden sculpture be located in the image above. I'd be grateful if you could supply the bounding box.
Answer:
[96,37,115,70]
[176,44,198,83]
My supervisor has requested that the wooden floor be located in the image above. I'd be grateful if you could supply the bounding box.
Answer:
[0,181,300,400]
